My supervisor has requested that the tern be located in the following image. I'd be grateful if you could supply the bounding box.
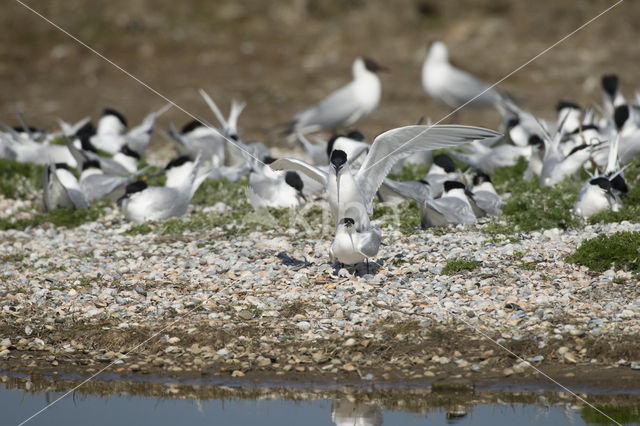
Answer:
[296,132,370,166]
[329,217,382,268]
[247,157,306,208]
[42,163,88,212]
[422,41,503,110]
[469,173,503,216]
[271,124,500,230]
[449,138,530,173]
[78,159,149,202]
[287,57,386,135]
[91,104,170,155]
[166,120,226,165]
[420,180,476,228]
[573,177,621,218]
[377,178,432,205]
[119,154,206,224]
[602,74,626,118]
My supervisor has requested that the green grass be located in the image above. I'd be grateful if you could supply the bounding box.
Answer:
[0,203,105,230]
[441,258,481,275]
[191,177,248,206]
[567,231,640,276]
[0,158,44,199]
[123,223,155,235]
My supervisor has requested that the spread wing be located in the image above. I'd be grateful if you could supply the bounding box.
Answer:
[270,158,328,186]
[356,125,500,211]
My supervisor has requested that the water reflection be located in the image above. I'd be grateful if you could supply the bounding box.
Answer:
[331,400,382,426]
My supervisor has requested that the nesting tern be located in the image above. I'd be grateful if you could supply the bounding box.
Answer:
[78,160,149,202]
[119,154,206,224]
[42,163,88,212]
[287,57,386,135]
[420,180,476,228]
[573,177,621,218]
[469,173,503,216]
[271,124,500,230]
[247,157,306,209]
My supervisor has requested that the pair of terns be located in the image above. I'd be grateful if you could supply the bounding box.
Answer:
[271,124,500,266]
[287,42,502,137]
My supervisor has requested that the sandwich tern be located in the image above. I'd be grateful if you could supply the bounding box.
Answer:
[329,217,382,268]
[119,155,206,224]
[271,124,500,230]
[42,163,88,212]
[287,57,386,135]
[420,180,476,228]
[422,41,503,110]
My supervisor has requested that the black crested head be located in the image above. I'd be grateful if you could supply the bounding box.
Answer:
[601,74,619,97]
[506,117,520,130]
[229,134,239,141]
[330,149,348,170]
[528,134,544,147]
[556,100,581,112]
[326,134,342,157]
[180,119,203,134]
[340,217,355,227]
[589,177,611,191]
[433,154,455,173]
[362,57,383,73]
[473,172,492,186]
[444,180,465,192]
[82,159,101,171]
[346,130,365,141]
[79,134,98,153]
[102,107,128,128]
[610,174,628,194]
[125,180,148,195]
[284,171,304,193]
[13,125,39,133]
[568,144,589,156]
[120,144,141,160]
[54,163,71,171]
[263,155,277,165]
[165,155,191,170]
[614,105,630,130]
[75,121,96,139]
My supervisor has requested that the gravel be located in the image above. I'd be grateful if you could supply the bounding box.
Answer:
[0,197,639,381]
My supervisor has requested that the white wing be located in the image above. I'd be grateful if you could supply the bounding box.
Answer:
[270,158,328,186]
[356,125,500,211]
[294,82,362,132]
[443,67,499,106]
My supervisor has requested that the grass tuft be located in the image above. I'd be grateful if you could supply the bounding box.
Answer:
[441,258,481,275]
[567,231,640,276]
[0,202,105,230]
[0,158,44,199]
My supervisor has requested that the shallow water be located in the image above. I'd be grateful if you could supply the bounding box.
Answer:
[3,384,637,426]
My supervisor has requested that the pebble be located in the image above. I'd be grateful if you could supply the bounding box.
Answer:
[0,198,638,381]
